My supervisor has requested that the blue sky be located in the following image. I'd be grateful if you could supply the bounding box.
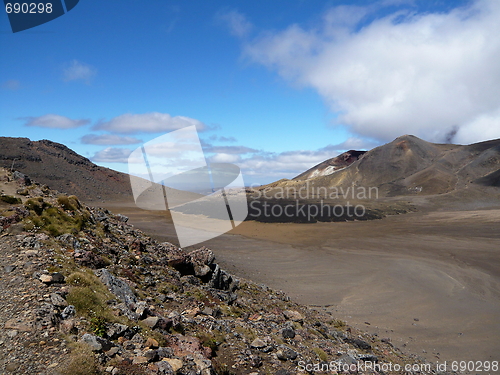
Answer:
[1,0,500,186]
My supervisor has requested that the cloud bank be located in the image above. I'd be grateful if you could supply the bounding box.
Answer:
[93,112,206,134]
[81,134,142,145]
[244,0,500,144]
[91,147,132,163]
[204,137,375,184]
[21,114,90,129]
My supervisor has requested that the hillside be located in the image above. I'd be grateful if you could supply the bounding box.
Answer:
[0,137,132,202]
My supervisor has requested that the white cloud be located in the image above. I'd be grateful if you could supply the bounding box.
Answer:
[208,135,237,142]
[1,79,21,90]
[237,149,335,184]
[244,0,500,144]
[81,134,142,145]
[203,141,369,185]
[319,137,379,152]
[209,153,241,163]
[63,60,97,83]
[454,108,500,144]
[91,147,132,163]
[93,112,206,134]
[21,114,90,129]
[205,145,258,154]
[217,9,253,38]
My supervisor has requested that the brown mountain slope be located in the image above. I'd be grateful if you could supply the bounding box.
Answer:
[263,135,500,199]
[294,150,366,180]
[0,137,132,202]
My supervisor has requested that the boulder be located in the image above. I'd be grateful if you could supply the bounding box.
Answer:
[80,333,114,352]
[282,328,296,339]
[61,305,76,320]
[250,338,266,349]
[283,310,304,323]
[276,346,298,361]
[50,293,68,307]
[95,269,137,306]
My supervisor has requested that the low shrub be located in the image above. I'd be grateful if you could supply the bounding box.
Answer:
[59,342,103,375]
[0,195,21,204]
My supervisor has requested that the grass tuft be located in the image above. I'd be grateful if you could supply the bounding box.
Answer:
[59,342,103,375]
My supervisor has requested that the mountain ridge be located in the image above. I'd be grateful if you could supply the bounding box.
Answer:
[263,135,500,200]
[0,137,132,202]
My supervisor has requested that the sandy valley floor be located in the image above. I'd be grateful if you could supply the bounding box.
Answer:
[101,200,500,364]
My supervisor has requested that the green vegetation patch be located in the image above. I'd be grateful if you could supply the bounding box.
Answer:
[57,195,82,211]
[59,342,103,375]
[196,330,226,352]
[66,271,114,320]
[23,197,90,236]
[313,347,329,362]
[0,195,21,204]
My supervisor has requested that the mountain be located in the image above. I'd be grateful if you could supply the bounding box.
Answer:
[269,135,500,199]
[0,137,132,202]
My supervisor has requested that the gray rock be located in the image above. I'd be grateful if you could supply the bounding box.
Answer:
[156,347,175,359]
[105,347,120,357]
[194,264,211,278]
[144,348,158,362]
[50,293,68,307]
[135,301,149,318]
[142,316,159,329]
[4,265,17,273]
[337,353,357,366]
[187,247,215,267]
[80,333,113,352]
[201,307,213,316]
[346,337,372,350]
[35,303,60,328]
[208,264,239,291]
[51,272,65,283]
[283,310,304,323]
[61,305,76,320]
[276,346,298,361]
[249,354,262,368]
[7,330,18,338]
[95,269,137,306]
[115,214,129,222]
[282,328,295,339]
[57,234,80,250]
[106,323,132,340]
[156,361,174,375]
[250,338,266,349]
[130,333,145,345]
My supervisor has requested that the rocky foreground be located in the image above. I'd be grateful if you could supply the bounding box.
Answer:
[0,169,436,375]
